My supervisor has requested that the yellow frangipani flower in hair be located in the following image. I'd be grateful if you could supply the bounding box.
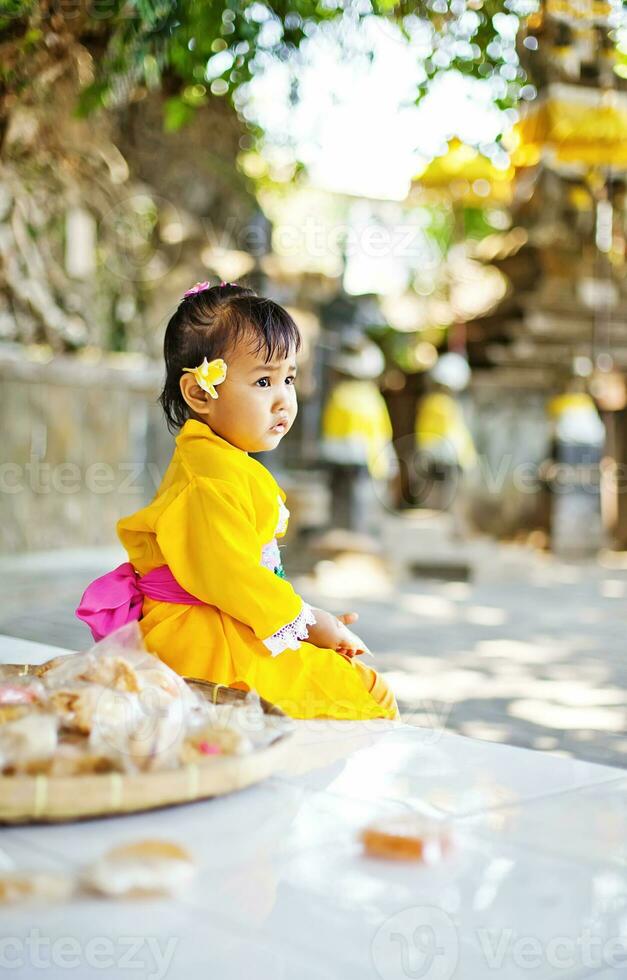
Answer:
[182,357,227,399]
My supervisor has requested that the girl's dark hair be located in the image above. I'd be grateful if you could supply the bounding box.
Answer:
[159,283,302,432]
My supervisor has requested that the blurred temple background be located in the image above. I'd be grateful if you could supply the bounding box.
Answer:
[1,1,626,765]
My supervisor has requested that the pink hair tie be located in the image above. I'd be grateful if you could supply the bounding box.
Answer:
[183,281,212,297]
[183,280,239,298]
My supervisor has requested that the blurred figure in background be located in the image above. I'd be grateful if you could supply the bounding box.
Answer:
[320,334,396,537]
[543,381,606,557]
[547,386,605,468]
[413,352,477,516]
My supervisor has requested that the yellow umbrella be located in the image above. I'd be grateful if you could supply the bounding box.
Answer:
[412,139,515,206]
[544,0,614,24]
[510,84,627,171]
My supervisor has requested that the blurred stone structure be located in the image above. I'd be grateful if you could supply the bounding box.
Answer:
[0,345,171,552]
[467,0,627,553]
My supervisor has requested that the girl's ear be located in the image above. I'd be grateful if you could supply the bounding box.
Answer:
[179,373,212,417]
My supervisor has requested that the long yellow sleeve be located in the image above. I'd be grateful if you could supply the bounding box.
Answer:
[154,475,304,643]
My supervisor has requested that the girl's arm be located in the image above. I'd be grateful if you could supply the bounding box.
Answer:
[155,477,307,651]
[155,477,370,658]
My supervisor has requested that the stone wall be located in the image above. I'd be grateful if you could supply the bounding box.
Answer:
[0,346,173,553]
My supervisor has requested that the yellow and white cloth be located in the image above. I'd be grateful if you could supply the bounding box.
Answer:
[321,380,395,480]
[415,392,477,471]
[547,392,605,446]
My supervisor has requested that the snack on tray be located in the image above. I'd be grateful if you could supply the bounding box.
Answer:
[89,697,192,774]
[0,678,45,706]
[13,739,122,777]
[0,623,283,779]
[190,691,287,752]
[82,839,196,898]
[131,662,186,699]
[0,711,58,772]
[0,703,34,725]
[35,653,79,678]
[77,656,141,693]
[1,838,195,905]
[180,722,252,763]
[41,638,204,719]
[361,814,454,863]
[0,872,75,905]
[48,683,114,736]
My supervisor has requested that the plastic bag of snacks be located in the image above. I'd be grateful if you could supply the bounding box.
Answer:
[35,623,211,773]
[0,623,288,777]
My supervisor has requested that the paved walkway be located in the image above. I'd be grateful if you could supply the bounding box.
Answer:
[1,535,625,769]
[300,545,627,769]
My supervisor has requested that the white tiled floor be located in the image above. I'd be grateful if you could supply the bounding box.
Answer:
[277,723,623,817]
[460,777,627,869]
[2,782,625,980]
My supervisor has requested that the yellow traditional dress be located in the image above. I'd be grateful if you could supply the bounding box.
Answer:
[117,419,396,720]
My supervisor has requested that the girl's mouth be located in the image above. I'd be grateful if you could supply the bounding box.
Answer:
[270,419,288,434]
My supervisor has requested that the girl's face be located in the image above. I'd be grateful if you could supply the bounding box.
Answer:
[180,336,298,453]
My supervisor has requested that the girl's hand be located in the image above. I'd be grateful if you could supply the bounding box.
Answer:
[307,608,362,653]
[307,608,372,662]
[335,622,372,661]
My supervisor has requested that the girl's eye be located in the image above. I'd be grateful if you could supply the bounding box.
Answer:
[255,376,297,387]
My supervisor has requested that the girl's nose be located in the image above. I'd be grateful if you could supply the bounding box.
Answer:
[272,389,292,412]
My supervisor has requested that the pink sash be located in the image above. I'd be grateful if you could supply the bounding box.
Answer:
[75,562,204,642]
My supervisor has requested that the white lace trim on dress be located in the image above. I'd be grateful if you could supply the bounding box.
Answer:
[276,495,290,536]
[262,602,317,657]
[261,538,281,573]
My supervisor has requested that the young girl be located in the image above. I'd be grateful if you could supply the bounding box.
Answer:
[76,282,398,721]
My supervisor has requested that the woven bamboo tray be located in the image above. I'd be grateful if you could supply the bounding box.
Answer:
[0,672,292,825]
